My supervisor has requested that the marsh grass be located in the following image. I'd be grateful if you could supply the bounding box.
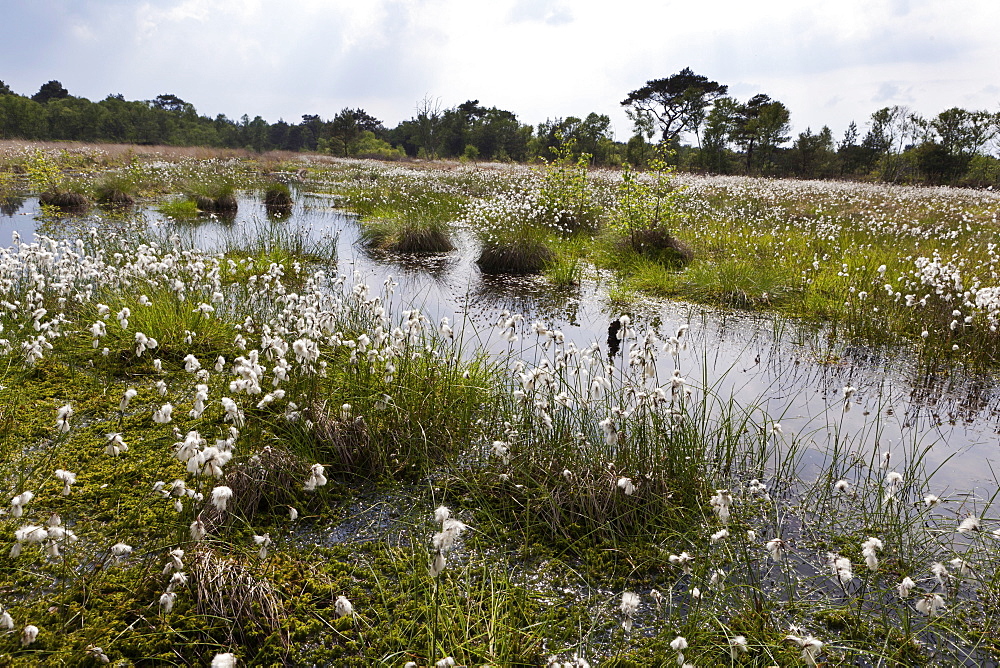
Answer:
[92,174,137,208]
[1,153,999,666]
[157,196,200,219]
[359,212,455,253]
[263,182,293,217]
[477,224,555,275]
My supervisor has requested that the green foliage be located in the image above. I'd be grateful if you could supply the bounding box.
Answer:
[158,196,200,218]
[24,150,63,192]
[610,149,686,244]
[538,136,602,234]
[350,131,405,159]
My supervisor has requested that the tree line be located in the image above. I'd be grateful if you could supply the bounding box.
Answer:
[3,75,1000,186]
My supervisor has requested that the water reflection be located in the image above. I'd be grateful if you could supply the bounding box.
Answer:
[8,189,998,492]
[0,196,24,217]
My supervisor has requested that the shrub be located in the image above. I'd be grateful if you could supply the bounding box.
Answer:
[609,150,688,265]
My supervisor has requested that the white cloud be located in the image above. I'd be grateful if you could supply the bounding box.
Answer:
[2,0,998,139]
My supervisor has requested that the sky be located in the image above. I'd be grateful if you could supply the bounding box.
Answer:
[2,0,999,143]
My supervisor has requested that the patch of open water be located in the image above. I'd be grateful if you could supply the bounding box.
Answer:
[3,192,997,498]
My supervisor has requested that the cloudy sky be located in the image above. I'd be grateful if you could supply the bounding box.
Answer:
[3,0,999,142]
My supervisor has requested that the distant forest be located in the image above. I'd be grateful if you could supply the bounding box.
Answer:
[3,71,1000,187]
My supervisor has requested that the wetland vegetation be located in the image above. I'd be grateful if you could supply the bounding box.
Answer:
[0,142,998,666]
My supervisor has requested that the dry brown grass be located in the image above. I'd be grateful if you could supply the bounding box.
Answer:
[310,401,375,475]
[0,139,306,164]
[192,546,284,645]
[221,445,308,520]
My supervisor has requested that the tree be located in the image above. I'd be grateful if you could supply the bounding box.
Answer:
[931,108,997,157]
[792,126,836,178]
[0,80,13,96]
[730,94,791,172]
[535,113,614,164]
[414,96,443,158]
[327,108,384,156]
[31,80,69,104]
[862,106,917,181]
[624,108,656,166]
[621,67,728,144]
[699,96,743,173]
[151,94,196,117]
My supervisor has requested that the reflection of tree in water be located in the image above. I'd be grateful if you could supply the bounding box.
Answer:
[1,197,24,217]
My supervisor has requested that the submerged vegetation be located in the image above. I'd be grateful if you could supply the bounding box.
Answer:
[0,143,997,665]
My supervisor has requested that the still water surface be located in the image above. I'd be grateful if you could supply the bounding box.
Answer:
[3,193,996,495]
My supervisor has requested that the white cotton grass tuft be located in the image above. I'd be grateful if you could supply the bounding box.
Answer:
[616,477,636,495]
[11,490,34,517]
[827,553,853,586]
[434,505,450,524]
[21,624,39,647]
[303,463,327,491]
[709,489,733,523]
[159,591,176,613]
[210,486,234,512]
[861,537,883,572]
[111,542,133,561]
[710,528,729,543]
[119,388,137,411]
[105,432,128,456]
[786,634,824,667]
[152,403,173,424]
[619,591,640,632]
[729,635,749,659]
[211,653,237,668]
[931,561,949,585]
[189,517,207,541]
[915,592,946,616]
[670,635,688,664]
[55,404,73,432]
[765,538,785,562]
[334,595,354,618]
[54,469,77,495]
[254,534,272,559]
[898,576,917,598]
[957,515,980,533]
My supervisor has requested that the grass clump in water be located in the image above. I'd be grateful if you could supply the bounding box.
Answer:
[38,190,91,212]
[263,181,293,217]
[477,224,555,275]
[92,174,137,208]
[360,211,455,253]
